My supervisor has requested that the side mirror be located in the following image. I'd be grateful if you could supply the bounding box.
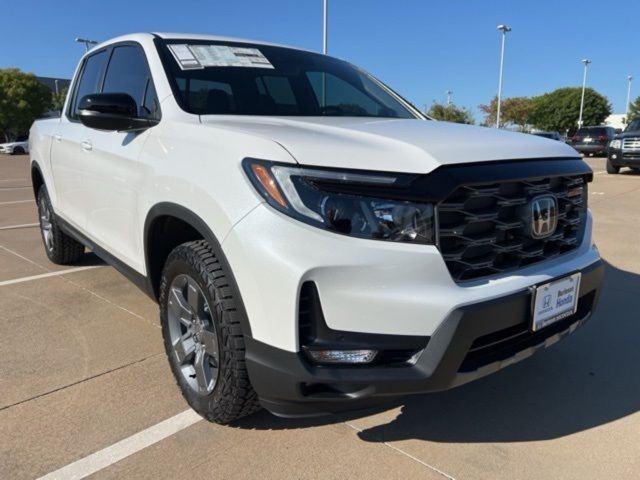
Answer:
[78,93,158,131]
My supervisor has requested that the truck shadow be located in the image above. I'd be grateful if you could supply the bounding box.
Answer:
[238,261,640,443]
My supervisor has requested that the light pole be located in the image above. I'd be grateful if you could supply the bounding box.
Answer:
[577,58,591,129]
[75,37,98,52]
[322,0,328,54]
[495,24,511,128]
[626,75,633,118]
[446,90,453,105]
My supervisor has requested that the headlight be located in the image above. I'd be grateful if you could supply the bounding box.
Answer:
[243,159,435,244]
[610,139,622,149]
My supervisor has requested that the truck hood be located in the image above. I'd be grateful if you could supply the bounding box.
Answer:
[199,116,580,173]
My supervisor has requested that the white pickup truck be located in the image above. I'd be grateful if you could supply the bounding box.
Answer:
[30,32,603,423]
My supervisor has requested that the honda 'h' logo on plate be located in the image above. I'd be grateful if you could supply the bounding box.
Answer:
[529,195,558,239]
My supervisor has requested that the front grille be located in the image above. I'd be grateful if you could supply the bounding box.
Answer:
[458,291,595,373]
[437,175,587,282]
[622,137,640,150]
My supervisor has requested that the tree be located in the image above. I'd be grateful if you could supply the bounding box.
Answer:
[50,88,68,112]
[479,96,535,131]
[427,102,474,124]
[479,97,499,127]
[628,96,640,122]
[529,87,611,135]
[0,68,51,141]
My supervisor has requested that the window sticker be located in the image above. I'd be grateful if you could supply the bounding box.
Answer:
[167,44,203,70]
[171,44,274,69]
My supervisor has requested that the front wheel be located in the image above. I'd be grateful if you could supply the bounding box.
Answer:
[159,240,260,424]
[12,146,25,155]
[606,159,620,174]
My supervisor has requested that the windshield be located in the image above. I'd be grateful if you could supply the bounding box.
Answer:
[157,40,417,118]
[625,119,640,132]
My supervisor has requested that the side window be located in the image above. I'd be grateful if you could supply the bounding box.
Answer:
[102,45,160,119]
[70,50,108,119]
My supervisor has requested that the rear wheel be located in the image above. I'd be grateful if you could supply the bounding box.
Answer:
[159,240,260,424]
[606,159,620,174]
[37,186,85,264]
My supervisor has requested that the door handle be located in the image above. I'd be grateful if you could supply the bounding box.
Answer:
[53,134,62,142]
[81,140,93,151]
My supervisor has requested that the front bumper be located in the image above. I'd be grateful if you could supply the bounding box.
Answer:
[246,259,604,417]
[608,148,640,167]
[574,143,607,154]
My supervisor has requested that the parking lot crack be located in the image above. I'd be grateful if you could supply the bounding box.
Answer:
[0,353,163,412]
[343,421,457,480]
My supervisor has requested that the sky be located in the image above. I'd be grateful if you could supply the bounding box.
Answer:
[2,0,638,122]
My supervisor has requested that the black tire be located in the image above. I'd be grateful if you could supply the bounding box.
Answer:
[606,159,620,174]
[37,185,85,264]
[159,240,260,424]
[12,146,25,155]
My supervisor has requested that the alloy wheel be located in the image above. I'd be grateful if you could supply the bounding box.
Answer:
[167,274,220,395]
[39,199,54,252]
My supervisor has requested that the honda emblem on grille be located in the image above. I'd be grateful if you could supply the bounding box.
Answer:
[528,195,558,239]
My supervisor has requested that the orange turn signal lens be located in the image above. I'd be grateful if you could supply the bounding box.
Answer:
[251,164,288,208]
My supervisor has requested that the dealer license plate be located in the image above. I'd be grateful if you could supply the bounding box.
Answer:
[531,273,581,331]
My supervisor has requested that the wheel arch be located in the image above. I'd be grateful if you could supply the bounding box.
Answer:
[144,202,253,337]
[30,161,45,199]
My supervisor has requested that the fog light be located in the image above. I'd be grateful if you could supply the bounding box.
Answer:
[612,154,618,159]
[304,349,378,364]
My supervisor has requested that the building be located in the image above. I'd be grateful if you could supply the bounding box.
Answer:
[604,114,626,131]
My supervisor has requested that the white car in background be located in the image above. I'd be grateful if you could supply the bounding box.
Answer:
[0,136,29,154]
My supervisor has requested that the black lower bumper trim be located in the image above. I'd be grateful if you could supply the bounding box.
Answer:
[245,260,604,417]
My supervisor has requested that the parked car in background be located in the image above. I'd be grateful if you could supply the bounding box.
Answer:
[0,135,29,155]
[607,117,640,174]
[570,126,616,156]
[532,131,564,142]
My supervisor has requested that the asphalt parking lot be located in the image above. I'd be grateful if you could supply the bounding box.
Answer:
[1,153,639,480]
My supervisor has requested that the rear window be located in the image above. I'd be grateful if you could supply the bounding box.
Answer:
[577,127,606,136]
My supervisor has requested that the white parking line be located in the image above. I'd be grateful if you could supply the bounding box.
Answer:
[0,178,29,183]
[0,222,39,230]
[0,266,102,287]
[0,199,33,206]
[37,409,202,480]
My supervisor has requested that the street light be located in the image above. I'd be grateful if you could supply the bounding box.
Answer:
[577,58,592,129]
[495,24,511,128]
[322,0,328,54]
[446,90,453,105]
[75,37,98,52]
[626,75,633,118]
